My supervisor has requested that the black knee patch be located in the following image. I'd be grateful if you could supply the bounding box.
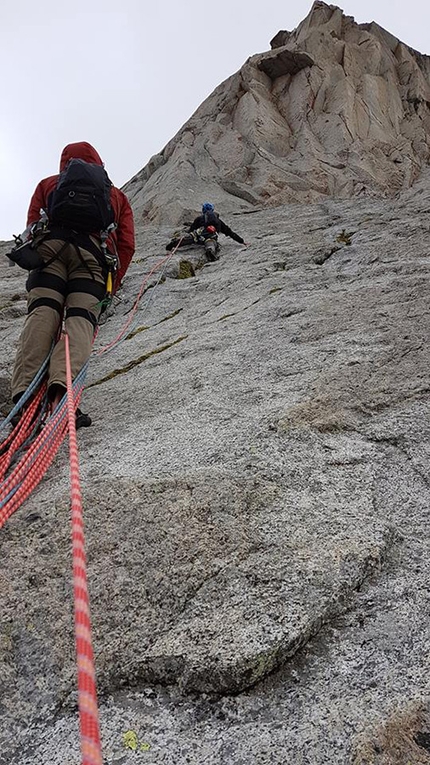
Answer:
[26,271,67,294]
[67,278,106,300]
[65,306,98,329]
[28,297,63,315]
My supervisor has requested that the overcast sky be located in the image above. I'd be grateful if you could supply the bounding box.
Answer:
[1,0,429,239]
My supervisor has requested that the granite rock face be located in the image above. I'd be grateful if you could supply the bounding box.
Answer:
[124,1,430,226]
[1,170,430,763]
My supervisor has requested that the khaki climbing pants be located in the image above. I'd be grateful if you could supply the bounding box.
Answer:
[204,237,220,260]
[166,234,220,261]
[11,237,107,400]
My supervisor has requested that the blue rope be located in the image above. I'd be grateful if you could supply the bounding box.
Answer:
[0,351,52,433]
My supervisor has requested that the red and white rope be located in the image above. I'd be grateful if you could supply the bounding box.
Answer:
[64,330,103,765]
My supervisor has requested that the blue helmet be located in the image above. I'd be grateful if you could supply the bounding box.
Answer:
[202,202,215,213]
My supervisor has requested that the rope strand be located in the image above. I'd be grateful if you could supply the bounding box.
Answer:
[96,241,182,355]
[65,330,103,765]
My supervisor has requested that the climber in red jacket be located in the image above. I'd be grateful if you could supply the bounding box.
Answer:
[26,141,135,289]
[11,141,135,427]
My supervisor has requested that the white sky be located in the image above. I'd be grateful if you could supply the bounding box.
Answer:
[1,0,429,239]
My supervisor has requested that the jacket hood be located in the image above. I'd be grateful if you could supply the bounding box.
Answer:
[59,142,103,171]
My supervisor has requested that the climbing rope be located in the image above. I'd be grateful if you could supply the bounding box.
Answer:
[0,384,46,471]
[64,330,102,765]
[96,240,183,356]
[0,365,87,525]
[0,349,52,434]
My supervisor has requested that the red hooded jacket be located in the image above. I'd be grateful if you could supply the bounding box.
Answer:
[27,141,135,289]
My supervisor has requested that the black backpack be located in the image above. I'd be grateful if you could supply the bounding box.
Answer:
[48,158,115,233]
[203,210,220,230]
